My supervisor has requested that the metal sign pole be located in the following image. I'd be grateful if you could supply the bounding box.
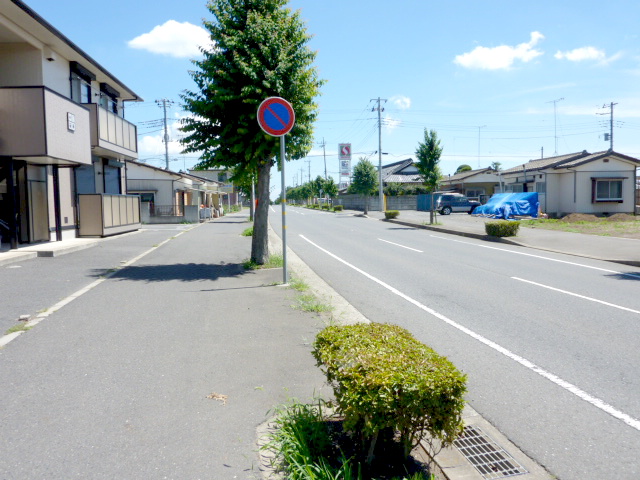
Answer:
[280,135,288,284]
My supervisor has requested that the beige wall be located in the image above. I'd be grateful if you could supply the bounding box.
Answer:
[0,44,42,86]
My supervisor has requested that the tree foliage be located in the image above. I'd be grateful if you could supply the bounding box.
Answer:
[415,129,443,192]
[455,164,472,174]
[180,0,323,263]
[350,158,378,214]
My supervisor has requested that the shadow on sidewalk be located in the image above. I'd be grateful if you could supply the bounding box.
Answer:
[99,262,248,283]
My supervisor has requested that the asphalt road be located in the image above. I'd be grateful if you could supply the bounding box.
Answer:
[270,205,640,480]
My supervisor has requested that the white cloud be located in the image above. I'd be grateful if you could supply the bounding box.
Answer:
[454,31,544,70]
[383,115,401,132]
[128,20,212,58]
[390,95,411,110]
[554,46,605,62]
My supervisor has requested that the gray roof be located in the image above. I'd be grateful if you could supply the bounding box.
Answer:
[502,150,640,174]
[381,158,424,184]
[443,167,495,183]
[501,151,589,174]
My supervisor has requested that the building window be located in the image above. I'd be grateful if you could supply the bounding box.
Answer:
[465,188,485,198]
[70,61,96,104]
[536,182,546,193]
[70,73,91,103]
[593,179,623,202]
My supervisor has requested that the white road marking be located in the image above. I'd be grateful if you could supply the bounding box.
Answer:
[512,277,640,315]
[378,238,423,252]
[300,234,640,432]
[429,234,640,280]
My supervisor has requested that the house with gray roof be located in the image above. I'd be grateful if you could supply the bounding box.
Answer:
[499,150,640,217]
[440,167,501,200]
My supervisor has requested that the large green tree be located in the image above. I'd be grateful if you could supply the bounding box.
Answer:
[415,129,443,224]
[350,158,378,215]
[180,0,323,264]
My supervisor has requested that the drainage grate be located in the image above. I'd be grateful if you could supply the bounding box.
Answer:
[453,425,528,479]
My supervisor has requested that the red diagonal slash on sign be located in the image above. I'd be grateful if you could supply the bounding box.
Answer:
[266,105,288,128]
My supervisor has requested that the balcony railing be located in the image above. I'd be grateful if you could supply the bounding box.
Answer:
[87,104,138,158]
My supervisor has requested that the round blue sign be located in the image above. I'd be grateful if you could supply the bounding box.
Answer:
[257,97,295,137]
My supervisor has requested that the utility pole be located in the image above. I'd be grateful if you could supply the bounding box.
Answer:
[371,97,387,212]
[319,138,327,180]
[477,125,486,168]
[598,102,617,151]
[546,97,564,155]
[305,159,311,183]
[155,98,174,169]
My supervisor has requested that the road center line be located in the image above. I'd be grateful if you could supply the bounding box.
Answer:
[299,233,640,432]
[429,234,640,279]
[378,238,423,252]
[512,277,640,315]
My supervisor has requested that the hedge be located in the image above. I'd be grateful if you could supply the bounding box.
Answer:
[312,323,467,462]
[485,220,520,237]
[333,205,344,212]
[384,210,400,219]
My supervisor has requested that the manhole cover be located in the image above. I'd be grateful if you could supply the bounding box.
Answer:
[453,425,528,479]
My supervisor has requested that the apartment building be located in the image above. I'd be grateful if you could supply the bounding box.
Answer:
[0,0,142,249]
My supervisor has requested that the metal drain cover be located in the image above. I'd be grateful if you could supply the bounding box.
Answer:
[453,425,528,479]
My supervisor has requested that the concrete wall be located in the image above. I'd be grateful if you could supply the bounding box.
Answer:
[387,195,417,210]
[335,194,418,211]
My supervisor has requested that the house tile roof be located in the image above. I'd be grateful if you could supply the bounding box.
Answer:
[500,151,589,174]
[381,158,424,184]
[501,150,640,174]
[558,150,640,168]
[443,167,495,183]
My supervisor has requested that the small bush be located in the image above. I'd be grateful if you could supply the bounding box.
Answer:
[313,323,466,462]
[333,205,344,212]
[485,220,520,237]
[384,210,400,219]
[322,204,330,210]
[241,226,253,236]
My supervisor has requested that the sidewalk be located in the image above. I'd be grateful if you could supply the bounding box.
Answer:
[359,209,640,267]
[0,215,329,479]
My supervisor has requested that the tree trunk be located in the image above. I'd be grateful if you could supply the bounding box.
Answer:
[364,194,369,215]
[251,161,271,264]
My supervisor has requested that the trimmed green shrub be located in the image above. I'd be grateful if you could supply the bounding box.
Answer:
[333,205,344,212]
[312,323,466,462]
[485,220,520,237]
[384,210,400,219]
[322,204,330,210]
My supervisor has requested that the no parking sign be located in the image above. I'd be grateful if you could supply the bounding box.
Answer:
[257,97,295,137]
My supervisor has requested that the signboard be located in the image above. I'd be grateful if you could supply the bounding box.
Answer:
[67,112,76,132]
[257,97,295,137]
[339,143,351,176]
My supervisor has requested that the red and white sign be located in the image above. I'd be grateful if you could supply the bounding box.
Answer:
[339,143,351,160]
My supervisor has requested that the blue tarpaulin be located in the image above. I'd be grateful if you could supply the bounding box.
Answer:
[472,193,539,219]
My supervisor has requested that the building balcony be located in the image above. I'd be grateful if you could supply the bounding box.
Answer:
[87,104,138,160]
[0,86,91,166]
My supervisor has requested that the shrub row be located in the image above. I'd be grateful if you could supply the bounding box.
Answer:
[384,210,400,219]
[312,323,467,461]
[485,220,520,237]
[333,205,344,212]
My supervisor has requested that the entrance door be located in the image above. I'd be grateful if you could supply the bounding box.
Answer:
[28,165,49,242]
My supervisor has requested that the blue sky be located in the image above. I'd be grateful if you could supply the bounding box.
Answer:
[24,0,640,191]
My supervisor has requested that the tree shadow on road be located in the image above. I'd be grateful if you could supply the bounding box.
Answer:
[604,272,640,281]
[96,262,249,283]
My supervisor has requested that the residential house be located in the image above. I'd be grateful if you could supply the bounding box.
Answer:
[439,167,501,201]
[0,0,142,248]
[380,158,424,188]
[126,160,224,221]
[500,150,640,217]
[188,169,245,207]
